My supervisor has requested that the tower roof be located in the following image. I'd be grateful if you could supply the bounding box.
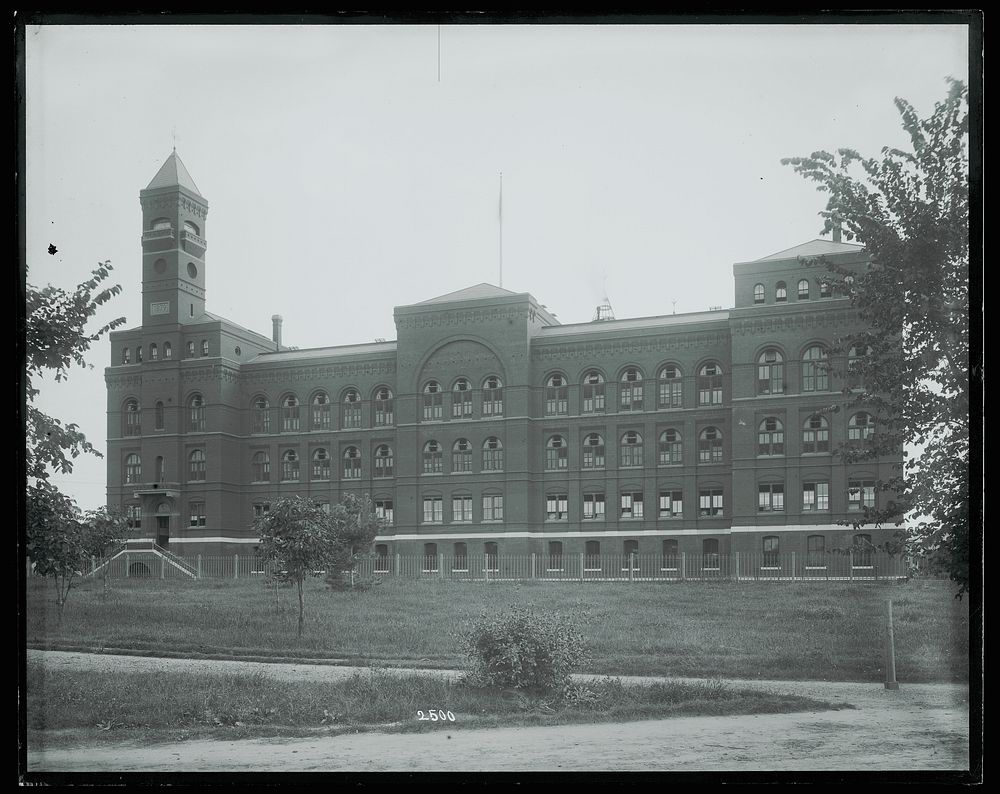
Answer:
[416,283,520,305]
[145,151,203,196]
[754,238,864,262]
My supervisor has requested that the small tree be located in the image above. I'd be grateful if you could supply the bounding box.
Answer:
[26,484,131,620]
[324,493,385,589]
[82,505,132,598]
[254,497,337,637]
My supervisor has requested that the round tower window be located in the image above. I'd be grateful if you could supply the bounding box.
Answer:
[187,263,198,279]
[234,346,242,356]
[154,258,167,274]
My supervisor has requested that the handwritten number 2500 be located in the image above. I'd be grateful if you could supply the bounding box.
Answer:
[416,710,456,722]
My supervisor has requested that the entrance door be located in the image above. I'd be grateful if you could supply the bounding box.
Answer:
[156,515,170,549]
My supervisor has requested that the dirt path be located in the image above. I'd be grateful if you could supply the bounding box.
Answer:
[26,650,970,773]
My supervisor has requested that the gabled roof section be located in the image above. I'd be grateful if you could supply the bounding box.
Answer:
[755,239,864,262]
[417,283,520,305]
[145,151,203,196]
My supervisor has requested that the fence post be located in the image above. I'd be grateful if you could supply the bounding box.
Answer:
[531,553,536,580]
[161,554,166,579]
[197,554,202,579]
[234,553,239,580]
[395,552,401,577]
[125,552,130,577]
[884,599,899,689]
[680,552,686,581]
[628,553,635,582]
[849,549,854,581]
[735,551,740,582]
[791,551,796,582]
[439,552,445,580]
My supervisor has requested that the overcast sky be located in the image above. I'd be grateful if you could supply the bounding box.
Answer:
[24,20,969,510]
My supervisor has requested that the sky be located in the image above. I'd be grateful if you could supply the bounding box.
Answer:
[23,19,970,510]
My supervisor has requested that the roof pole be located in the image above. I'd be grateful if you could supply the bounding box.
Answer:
[499,170,503,288]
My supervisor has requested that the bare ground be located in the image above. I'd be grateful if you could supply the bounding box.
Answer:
[25,650,970,773]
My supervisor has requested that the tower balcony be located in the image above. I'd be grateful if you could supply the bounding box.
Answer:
[132,482,182,499]
[181,229,206,248]
[142,228,175,242]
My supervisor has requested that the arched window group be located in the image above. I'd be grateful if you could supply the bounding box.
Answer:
[753,279,832,305]
[421,377,504,421]
[423,438,504,474]
[253,388,395,433]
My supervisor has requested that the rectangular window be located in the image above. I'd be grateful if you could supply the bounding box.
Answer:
[126,503,142,529]
[342,404,362,429]
[699,489,724,517]
[374,499,394,524]
[620,492,644,519]
[545,387,568,416]
[658,490,683,518]
[252,502,270,518]
[802,482,830,511]
[758,484,785,512]
[452,496,473,522]
[423,394,442,421]
[422,496,443,523]
[374,396,394,426]
[546,493,568,521]
[482,495,504,521]
[658,380,682,409]
[545,446,568,470]
[582,383,605,414]
[482,385,503,417]
[582,493,606,521]
[452,390,473,419]
[848,480,876,511]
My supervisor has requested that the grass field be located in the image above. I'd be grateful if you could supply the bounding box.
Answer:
[26,661,845,746]
[26,576,968,682]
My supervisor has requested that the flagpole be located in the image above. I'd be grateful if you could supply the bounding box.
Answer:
[499,171,503,288]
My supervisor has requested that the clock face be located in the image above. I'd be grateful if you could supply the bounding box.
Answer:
[187,262,198,279]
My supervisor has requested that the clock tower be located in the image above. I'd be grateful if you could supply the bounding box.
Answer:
[139,151,209,326]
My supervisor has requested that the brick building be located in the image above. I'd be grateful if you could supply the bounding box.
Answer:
[106,152,898,562]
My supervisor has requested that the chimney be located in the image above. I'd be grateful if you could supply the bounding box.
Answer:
[832,213,842,243]
[271,314,283,348]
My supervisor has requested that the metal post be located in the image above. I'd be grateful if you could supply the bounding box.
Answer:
[580,552,585,583]
[849,549,854,581]
[680,551,686,581]
[791,551,796,582]
[125,552,130,578]
[395,552,401,577]
[439,552,445,580]
[884,599,899,689]
[531,552,536,580]
[735,551,740,582]
[197,554,202,579]
[161,554,166,579]
[234,553,239,580]
[629,553,635,582]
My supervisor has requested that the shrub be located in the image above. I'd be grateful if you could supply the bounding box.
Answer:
[456,604,588,693]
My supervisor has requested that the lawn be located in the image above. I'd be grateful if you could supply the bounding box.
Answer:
[25,662,846,746]
[26,576,968,682]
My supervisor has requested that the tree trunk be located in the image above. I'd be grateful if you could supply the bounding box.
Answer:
[297,577,304,637]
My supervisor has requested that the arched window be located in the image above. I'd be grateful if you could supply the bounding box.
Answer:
[848,345,872,388]
[154,401,164,431]
[762,535,780,565]
[281,395,300,432]
[201,340,209,357]
[374,387,394,426]
[658,365,682,409]
[582,433,605,469]
[151,217,172,230]
[623,539,639,557]
[619,368,644,412]
[188,449,206,481]
[801,346,829,392]
[453,542,468,570]
[451,439,472,472]
[341,389,361,429]
[582,371,606,414]
[122,348,131,365]
[548,541,564,568]
[452,378,473,419]
[702,538,720,567]
[252,396,270,434]
[753,283,765,304]
[188,393,205,432]
[343,447,361,479]
[484,541,500,569]
[155,456,164,482]
[697,363,723,405]
[545,436,568,470]
[312,448,330,480]
[698,427,723,464]
[374,444,394,478]
[802,414,830,453]
[136,346,143,363]
[187,341,195,357]
[807,535,826,565]
[482,376,503,417]
[797,279,810,300]
[252,451,270,482]
[620,431,643,467]
[149,343,158,361]
[658,429,682,465]
[311,392,331,430]
[123,399,141,436]
[662,539,679,565]
[757,417,784,456]
[758,484,785,513]
[775,281,787,302]
[545,373,568,416]
[848,412,875,441]
[820,280,833,298]
[281,450,299,481]
[184,220,200,236]
[482,437,504,471]
[124,454,142,484]
[423,542,439,568]
[757,349,784,395]
[585,540,601,558]
[422,381,442,421]
[163,342,172,360]
[423,440,443,474]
